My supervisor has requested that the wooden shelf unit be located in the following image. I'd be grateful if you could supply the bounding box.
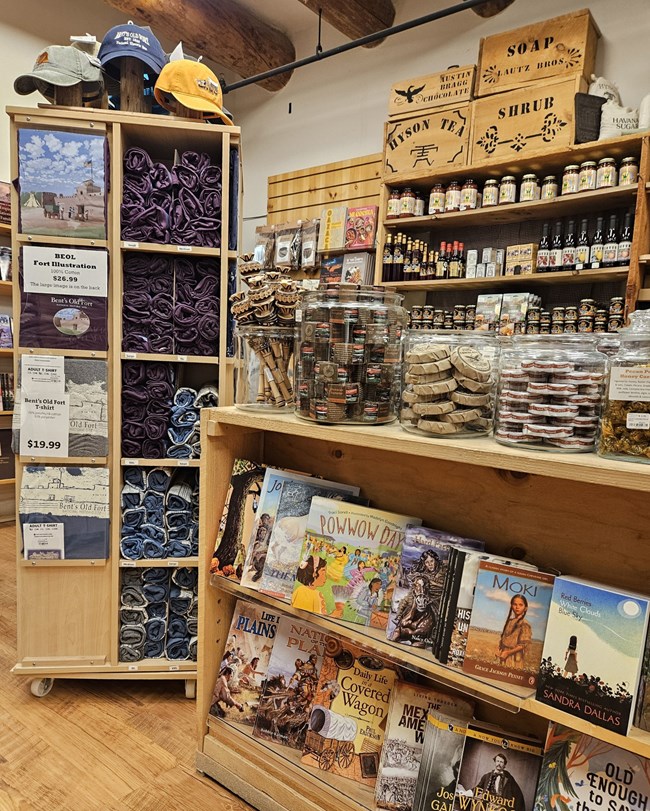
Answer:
[197,408,650,811]
[9,105,241,692]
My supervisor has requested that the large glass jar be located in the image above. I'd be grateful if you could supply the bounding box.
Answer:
[400,330,499,438]
[295,284,407,424]
[234,325,296,410]
[598,310,650,463]
[495,335,608,452]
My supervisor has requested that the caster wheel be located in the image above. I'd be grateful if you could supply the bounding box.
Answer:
[185,679,196,700]
[30,678,54,697]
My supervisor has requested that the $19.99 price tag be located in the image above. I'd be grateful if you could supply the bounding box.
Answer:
[20,395,70,457]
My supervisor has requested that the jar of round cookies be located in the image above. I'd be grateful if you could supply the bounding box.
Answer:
[295,284,407,424]
[400,330,499,438]
[496,335,608,452]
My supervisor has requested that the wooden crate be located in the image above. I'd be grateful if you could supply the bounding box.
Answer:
[388,65,475,119]
[469,75,587,165]
[383,104,470,181]
[476,8,599,98]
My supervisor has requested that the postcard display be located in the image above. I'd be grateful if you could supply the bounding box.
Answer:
[9,106,240,697]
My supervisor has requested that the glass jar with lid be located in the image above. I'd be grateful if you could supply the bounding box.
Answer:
[400,330,499,438]
[596,157,618,188]
[428,183,446,214]
[460,179,479,210]
[561,164,580,195]
[399,187,416,217]
[482,179,499,207]
[578,161,597,191]
[498,175,517,204]
[599,310,650,463]
[386,188,401,219]
[444,180,462,212]
[495,334,608,452]
[295,284,407,424]
[235,325,296,411]
[414,191,425,217]
[519,174,540,201]
[541,175,558,200]
[619,157,639,186]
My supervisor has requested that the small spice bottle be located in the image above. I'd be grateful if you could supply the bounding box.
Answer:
[541,175,558,200]
[498,175,517,204]
[578,161,597,191]
[428,183,446,214]
[519,174,540,201]
[444,180,462,212]
[399,187,416,217]
[619,157,639,186]
[460,179,479,211]
[386,188,401,219]
[596,158,618,189]
[561,164,580,195]
[482,179,499,207]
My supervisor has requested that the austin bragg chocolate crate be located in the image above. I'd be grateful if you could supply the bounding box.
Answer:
[469,75,587,165]
[388,65,475,119]
[476,8,599,98]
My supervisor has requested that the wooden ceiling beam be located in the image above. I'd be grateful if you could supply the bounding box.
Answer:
[103,0,295,91]
[297,0,396,47]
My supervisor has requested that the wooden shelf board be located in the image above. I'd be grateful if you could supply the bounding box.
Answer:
[0,411,13,416]
[383,266,629,292]
[120,241,221,258]
[12,662,196,678]
[0,280,12,293]
[638,289,650,301]
[639,254,650,264]
[208,407,650,493]
[0,478,15,484]
[0,349,13,356]
[119,557,199,568]
[16,347,108,359]
[120,352,219,365]
[0,222,11,235]
[15,233,107,249]
[19,455,107,465]
[121,458,200,468]
[20,558,108,568]
[384,185,636,230]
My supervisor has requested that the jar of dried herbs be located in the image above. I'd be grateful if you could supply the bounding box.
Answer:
[599,310,650,464]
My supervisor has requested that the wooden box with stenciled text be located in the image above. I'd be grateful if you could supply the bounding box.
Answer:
[469,75,587,165]
[387,65,476,119]
[476,8,599,98]
[382,104,470,182]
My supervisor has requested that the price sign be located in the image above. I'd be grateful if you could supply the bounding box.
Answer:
[22,245,108,297]
[20,394,70,457]
[21,355,65,394]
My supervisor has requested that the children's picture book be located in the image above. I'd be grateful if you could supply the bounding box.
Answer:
[536,577,650,735]
[209,599,281,727]
[634,631,650,731]
[301,636,397,787]
[253,616,328,750]
[534,722,650,811]
[258,476,361,602]
[18,128,107,239]
[413,712,471,811]
[376,681,474,811]
[291,496,421,629]
[453,721,543,811]
[344,206,378,250]
[0,314,12,348]
[211,459,266,582]
[463,562,555,689]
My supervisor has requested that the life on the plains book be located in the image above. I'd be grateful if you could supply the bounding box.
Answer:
[252,615,328,751]
[534,721,650,811]
[291,496,421,629]
[209,599,281,727]
[463,561,555,689]
[376,681,474,811]
[536,577,650,735]
[301,636,397,787]
[210,459,266,582]
[453,721,543,811]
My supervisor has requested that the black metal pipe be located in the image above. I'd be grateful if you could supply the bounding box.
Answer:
[222,0,492,94]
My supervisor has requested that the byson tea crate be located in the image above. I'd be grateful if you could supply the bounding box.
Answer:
[469,75,587,165]
[388,65,475,119]
[476,8,599,98]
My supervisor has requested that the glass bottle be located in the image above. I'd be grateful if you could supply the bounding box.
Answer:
[414,192,425,218]
[458,242,466,278]
[436,241,448,279]
[411,240,422,277]
[382,233,393,282]
[482,179,499,207]
[445,181,461,212]
[399,187,416,217]
[589,216,604,268]
[561,164,580,195]
[603,215,619,267]
[428,183,446,214]
[596,158,618,189]
[498,175,517,204]
[392,233,404,280]
[460,179,479,210]
[537,223,550,272]
[404,237,413,278]
[541,175,558,200]
[575,218,590,269]
[618,212,633,267]
[520,173,540,201]
[578,161,597,192]
[619,157,639,187]
[562,220,576,271]
[386,188,401,219]
[549,221,563,271]
[448,241,460,278]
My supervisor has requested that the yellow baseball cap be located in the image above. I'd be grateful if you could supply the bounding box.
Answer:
[154,59,233,125]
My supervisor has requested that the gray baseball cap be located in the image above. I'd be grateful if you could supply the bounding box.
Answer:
[14,45,103,96]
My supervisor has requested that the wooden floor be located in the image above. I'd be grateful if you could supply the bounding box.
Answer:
[0,523,252,811]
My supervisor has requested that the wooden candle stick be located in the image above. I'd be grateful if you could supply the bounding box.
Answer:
[119,56,147,113]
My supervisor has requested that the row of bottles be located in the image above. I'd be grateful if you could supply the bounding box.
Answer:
[382,233,467,282]
[537,212,633,273]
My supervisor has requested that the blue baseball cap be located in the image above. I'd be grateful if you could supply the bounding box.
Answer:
[99,22,167,77]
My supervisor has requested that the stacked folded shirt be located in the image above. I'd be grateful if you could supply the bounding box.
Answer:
[121,361,176,458]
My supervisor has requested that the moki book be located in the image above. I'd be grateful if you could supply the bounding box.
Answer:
[536,577,650,735]
[300,636,397,787]
[210,459,266,582]
[534,721,650,811]
[252,615,328,751]
[376,681,474,811]
[463,561,555,689]
[291,496,421,629]
[209,599,281,727]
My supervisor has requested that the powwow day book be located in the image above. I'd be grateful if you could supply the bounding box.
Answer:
[209,599,281,727]
[252,615,328,750]
[537,577,650,734]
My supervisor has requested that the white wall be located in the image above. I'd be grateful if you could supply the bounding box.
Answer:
[233,0,650,249]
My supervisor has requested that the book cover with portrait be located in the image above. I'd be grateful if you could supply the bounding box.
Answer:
[536,577,649,734]
[462,562,555,688]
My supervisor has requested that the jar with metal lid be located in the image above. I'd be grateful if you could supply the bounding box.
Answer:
[579,298,597,317]
[482,179,499,207]
[609,297,624,315]
[465,304,476,324]
[540,310,552,326]
[596,157,618,189]
[527,306,541,323]
[428,183,446,214]
[295,284,407,424]
[387,188,401,219]
[401,330,499,438]
[443,313,454,329]
[433,309,445,326]
[526,322,541,335]
[619,157,639,186]
[410,305,423,326]
[414,191,425,217]
[564,322,578,334]
[498,175,517,204]
[460,179,479,211]
[594,317,608,333]
[551,306,565,322]
[608,314,624,332]
[561,164,580,195]
[541,175,558,200]
[578,161,597,192]
[399,187,416,217]
[496,334,607,452]
[453,303,467,322]
[519,173,540,202]
[444,180,462,212]
[599,310,650,463]
[577,315,594,333]
[235,325,296,411]
[565,306,578,323]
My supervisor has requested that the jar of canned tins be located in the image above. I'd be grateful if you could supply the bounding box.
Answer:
[578,161,597,191]
[496,334,607,452]
[235,325,296,411]
[498,175,517,204]
[541,175,558,200]
[482,179,499,207]
[445,180,462,212]
[401,330,499,438]
[619,157,639,186]
[428,183,446,214]
[520,174,540,201]
[295,284,407,424]
[561,164,580,195]
[596,157,618,188]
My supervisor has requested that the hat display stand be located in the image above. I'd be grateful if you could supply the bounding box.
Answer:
[52,84,83,107]
[176,105,204,120]
[118,56,149,113]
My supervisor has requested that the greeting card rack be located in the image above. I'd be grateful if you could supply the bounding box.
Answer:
[8,105,240,697]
